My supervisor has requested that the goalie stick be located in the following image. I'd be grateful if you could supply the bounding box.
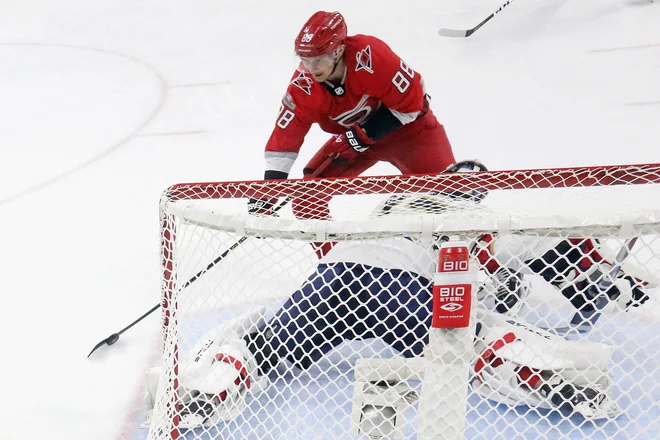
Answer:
[87,155,337,358]
[438,0,515,38]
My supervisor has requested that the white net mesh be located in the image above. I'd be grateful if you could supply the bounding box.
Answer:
[148,164,660,439]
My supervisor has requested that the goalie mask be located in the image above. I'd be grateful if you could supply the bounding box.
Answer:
[369,159,489,218]
[445,159,488,173]
[444,159,489,203]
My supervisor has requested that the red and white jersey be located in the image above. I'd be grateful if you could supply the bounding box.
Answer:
[264,34,429,175]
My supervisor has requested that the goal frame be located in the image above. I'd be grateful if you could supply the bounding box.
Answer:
[155,162,660,439]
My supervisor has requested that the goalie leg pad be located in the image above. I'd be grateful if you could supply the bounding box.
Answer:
[472,361,548,409]
[178,306,267,381]
[177,337,268,428]
[473,309,616,415]
[474,364,621,419]
[476,309,613,379]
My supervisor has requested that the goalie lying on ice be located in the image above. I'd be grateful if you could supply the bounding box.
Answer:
[144,194,639,429]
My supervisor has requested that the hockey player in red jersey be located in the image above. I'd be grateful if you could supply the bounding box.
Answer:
[248,10,457,221]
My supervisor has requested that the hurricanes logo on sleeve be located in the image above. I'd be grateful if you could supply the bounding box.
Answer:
[355,45,373,74]
[291,71,313,95]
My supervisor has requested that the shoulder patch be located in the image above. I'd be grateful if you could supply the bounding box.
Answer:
[355,45,373,74]
[291,71,313,96]
[282,92,296,110]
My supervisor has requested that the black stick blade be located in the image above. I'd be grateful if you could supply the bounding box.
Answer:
[87,333,120,358]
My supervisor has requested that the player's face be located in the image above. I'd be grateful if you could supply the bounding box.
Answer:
[300,50,339,82]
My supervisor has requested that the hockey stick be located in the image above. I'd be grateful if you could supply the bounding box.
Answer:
[87,155,337,357]
[87,224,256,357]
[438,0,515,38]
[568,237,639,334]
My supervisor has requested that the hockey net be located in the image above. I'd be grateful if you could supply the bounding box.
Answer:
[149,163,660,440]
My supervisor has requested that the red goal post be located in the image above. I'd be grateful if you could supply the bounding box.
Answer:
[163,162,660,203]
[151,162,660,440]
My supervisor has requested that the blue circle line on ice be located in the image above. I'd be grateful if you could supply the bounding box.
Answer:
[0,42,169,207]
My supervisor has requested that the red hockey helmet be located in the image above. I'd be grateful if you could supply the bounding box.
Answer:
[294,11,347,57]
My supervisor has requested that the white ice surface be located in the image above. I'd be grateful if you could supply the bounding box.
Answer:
[0,0,658,439]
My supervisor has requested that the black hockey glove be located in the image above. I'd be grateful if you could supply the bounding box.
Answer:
[344,124,374,153]
[247,199,279,217]
[248,170,288,216]
[346,104,405,155]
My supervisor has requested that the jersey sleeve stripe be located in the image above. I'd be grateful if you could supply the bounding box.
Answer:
[389,108,421,125]
[265,151,298,174]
